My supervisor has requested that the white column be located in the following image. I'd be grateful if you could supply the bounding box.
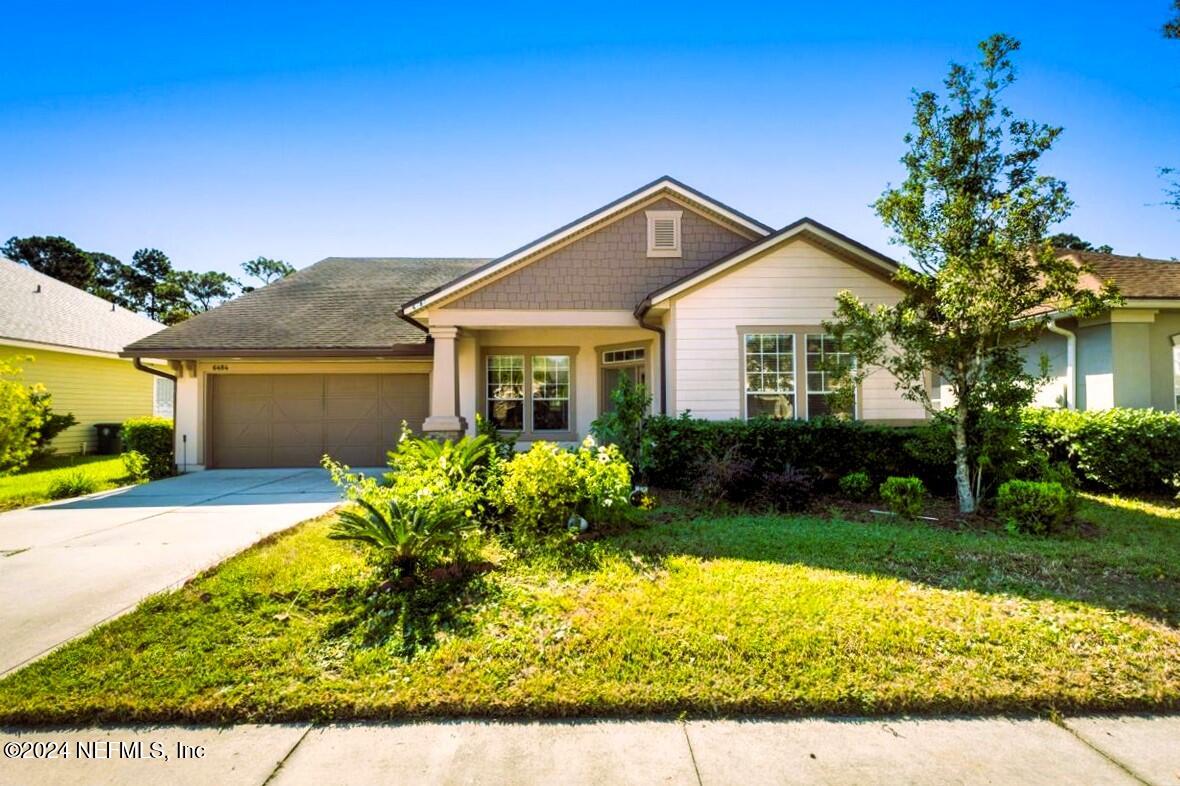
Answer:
[422,326,466,434]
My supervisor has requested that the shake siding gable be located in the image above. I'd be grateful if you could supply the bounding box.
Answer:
[445,198,753,310]
[670,238,926,422]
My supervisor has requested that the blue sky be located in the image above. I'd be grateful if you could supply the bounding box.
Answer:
[2,1,1179,275]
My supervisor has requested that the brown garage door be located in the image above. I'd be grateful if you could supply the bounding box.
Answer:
[210,374,429,468]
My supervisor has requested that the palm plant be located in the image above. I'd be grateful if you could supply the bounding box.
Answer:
[387,433,494,486]
[329,495,472,576]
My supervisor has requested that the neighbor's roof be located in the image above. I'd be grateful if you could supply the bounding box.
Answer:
[123,257,489,357]
[0,257,164,355]
[1067,249,1180,300]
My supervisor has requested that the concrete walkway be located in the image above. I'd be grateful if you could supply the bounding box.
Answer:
[1,716,1176,785]
[0,469,348,676]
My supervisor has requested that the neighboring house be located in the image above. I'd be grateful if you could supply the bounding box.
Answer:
[122,176,929,470]
[1,258,173,454]
[1021,250,1180,412]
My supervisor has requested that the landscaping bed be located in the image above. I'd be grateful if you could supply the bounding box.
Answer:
[0,493,1176,725]
[0,455,132,511]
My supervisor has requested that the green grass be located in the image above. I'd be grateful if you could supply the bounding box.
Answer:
[0,455,132,511]
[0,495,1177,724]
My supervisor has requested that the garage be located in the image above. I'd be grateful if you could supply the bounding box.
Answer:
[209,373,429,468]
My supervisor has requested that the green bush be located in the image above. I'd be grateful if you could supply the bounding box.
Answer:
[0,356,47,473]
[121,450,150,481]
[328,495,474,577]
[498,439,632,535]
[28,390,76,458]
[46,470,98,500]
[120,417,174,479]
[645,414,952,493]
[996,479,1075,535]
[880,476,926,519]
[761,464,815,512]
[590,375,652,480]
[838,471,873,500]
[1021,408,1180,493]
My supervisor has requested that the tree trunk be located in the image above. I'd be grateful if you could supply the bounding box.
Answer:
[953,409,976,514]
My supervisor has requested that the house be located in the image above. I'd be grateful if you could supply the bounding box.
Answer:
[1022,250,1180,411]
[0,257,173,454]
[122,176,928,470]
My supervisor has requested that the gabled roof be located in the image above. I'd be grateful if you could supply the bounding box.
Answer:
[1064,249,1180,300]
[123,257,488,358]
[637,217,902,311]
[401,176,773,314]
[0,257,164,356]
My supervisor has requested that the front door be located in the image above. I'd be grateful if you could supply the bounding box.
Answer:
[599,346,648,414]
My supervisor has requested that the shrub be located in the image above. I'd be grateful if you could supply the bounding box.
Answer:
[121,450,150,481]
[328,495,474,577]
[46,469,98,500]
[838,471,873,500]
[646,413,952,493]
[590,375,652,481]
[0,356,46,473]
[120,417,174,479]
[996,479,1075,535]
[762,464,815,512]
[880,476,926,519]
[28,390,76,458]
[497,439,632,535]
[1021,407,1180,493]
[691,447,759,503]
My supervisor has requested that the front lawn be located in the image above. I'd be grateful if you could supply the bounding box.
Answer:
[0,494,1177,724]
[0,455,132,511]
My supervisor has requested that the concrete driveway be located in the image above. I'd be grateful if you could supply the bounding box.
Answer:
[0,469,350,676]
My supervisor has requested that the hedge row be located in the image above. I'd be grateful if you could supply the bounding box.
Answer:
[646,407,1180,495]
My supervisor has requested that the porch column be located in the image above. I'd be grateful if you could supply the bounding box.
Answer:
[422,326,467,439]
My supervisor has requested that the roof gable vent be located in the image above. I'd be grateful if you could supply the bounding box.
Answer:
[646,210,683,258]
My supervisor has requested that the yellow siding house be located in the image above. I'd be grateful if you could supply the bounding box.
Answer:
[1,257,172,454]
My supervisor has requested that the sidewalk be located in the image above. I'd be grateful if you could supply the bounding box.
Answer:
[2,715,1176,786]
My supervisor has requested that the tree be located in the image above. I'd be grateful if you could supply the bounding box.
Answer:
[1047,233,1113,254]
[824,34,1118,514]
[178,270,240,312]
[240,256,294,292]
[1166,0,1180,38]
[2,236,95,290]
[0,356,47,473]
[122,248,193,323]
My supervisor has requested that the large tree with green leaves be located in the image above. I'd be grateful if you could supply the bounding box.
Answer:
[240,256,294,292]
[2,236,95,290]
[825,34,1117,514]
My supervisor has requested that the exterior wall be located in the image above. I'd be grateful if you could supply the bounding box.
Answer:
[172,358,433,470]
[1111,321,1153,408]
[1023,330,1070,408]
[667,238,926,423]
[1147,310,1180,411]
[457,327,658,441]
[445,198,754,310]
[0,344,157,454]
[1076,323,1113,410]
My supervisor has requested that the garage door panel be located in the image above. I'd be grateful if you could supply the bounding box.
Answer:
[211,372,429,468]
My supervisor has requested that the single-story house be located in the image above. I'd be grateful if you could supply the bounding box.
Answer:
[1022,249,1180,411]
[1,257,173,454]
[122,177,929,470]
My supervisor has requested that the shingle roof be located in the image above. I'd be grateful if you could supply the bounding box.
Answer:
[1067,250,1180,299]
[0,257,164,355]
[123,257,489,356]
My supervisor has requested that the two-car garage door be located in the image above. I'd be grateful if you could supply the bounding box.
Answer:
[209,374,429,468]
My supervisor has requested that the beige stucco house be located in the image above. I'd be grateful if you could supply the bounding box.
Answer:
[121,177,937,470]
[1020,250,1180,412]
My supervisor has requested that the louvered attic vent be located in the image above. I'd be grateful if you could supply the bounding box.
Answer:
[646,209,683,258]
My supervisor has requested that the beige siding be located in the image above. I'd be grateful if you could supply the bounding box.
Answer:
[0,345,157,453]
[669,239,926,422]
[445,198,754,310]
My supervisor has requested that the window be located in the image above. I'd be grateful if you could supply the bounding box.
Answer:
[744,333,796,419]
[153,376,174,419]
[485,352,573,434]
[600,346,647,414]
[531,355,570,431]
[646,210,682,257]
[805,334,855,418]
[486,355,524,430]
[603,347,645,365]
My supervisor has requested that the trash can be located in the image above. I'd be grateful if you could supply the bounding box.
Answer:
[94,423,123,455]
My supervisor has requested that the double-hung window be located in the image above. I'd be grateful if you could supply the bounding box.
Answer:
[744,333,796,419]
[485,352,573,434]
[805,333,855,418]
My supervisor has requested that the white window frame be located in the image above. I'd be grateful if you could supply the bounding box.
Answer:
[153,376,174,419]
[646,209,683,258]
[530,354,572,433]
[804,333,857,419]
[483,350,576,438]
[742,332,798,420]
[486,354,526,432]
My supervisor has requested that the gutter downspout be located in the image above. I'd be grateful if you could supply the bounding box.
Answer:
[1045,318,1077,410]
[634,299,667,415]
[132,357,181,469]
